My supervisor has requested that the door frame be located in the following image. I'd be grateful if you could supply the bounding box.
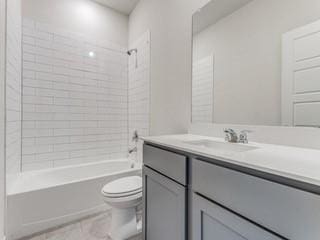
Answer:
[0,0,6,238]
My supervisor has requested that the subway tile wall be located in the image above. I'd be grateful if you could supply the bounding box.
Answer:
[6,0,22,174]
[192,55,214,123]
[128,32,150,163]
[22,18,129,171]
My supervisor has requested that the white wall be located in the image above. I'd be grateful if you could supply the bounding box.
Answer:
[6,0,22,174]
[193,0,320,126]
[0,0,6,237]
[22,0,129,48]
[129,0,209,135]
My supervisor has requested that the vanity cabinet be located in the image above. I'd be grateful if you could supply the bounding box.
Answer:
[192,193,282,240]
[143,145,187,240]
[143,143,320,240]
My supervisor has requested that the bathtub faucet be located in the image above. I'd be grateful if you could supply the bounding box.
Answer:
[128,147,137,154]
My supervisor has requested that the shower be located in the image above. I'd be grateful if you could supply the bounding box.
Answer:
[127,48,138,68]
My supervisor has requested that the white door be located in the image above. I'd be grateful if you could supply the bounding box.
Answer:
[282,19,320,127]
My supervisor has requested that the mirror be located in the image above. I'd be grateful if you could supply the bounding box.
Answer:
[192,0,320,127]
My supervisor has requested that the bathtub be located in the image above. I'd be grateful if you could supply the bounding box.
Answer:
[7,159,141,240]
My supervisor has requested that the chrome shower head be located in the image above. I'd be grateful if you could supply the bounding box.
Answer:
[127,48,137,56]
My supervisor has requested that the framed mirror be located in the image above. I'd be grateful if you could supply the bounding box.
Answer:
[192,0,320,127]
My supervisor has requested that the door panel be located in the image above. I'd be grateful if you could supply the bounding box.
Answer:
[192,193,282,240]
[294,102,320,126]
[143,166,186,240]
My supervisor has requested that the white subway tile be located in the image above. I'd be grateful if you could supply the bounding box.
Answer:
[35,136,69,145]
[23,36,35,45]
[23,128,53,138]
[22,144,53,155]
[23,70,35,79]
[53,128,84,136]
[35,121,69,129]
[35,151,69,161]
[23,96,53,105]
[22,161,53,171]
[23,18,35,28]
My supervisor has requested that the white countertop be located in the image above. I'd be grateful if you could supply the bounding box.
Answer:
[143,134,320,188]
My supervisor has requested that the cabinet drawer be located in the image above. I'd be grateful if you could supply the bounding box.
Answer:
[192,159,320,240]
[143,144,187,185]
[192,193,282,240]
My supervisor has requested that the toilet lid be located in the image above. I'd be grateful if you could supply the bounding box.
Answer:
[102,176,142,196]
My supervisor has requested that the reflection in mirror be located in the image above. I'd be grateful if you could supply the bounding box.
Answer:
[192,55,214,123]
[192,0,320,127]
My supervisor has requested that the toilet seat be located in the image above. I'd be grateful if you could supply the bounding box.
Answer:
[102,176,142,198]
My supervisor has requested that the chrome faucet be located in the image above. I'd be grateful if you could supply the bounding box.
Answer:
[239,130,252,144]
[224,129,238,143]
[224,129,252,144]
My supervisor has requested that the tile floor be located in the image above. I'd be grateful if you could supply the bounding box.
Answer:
[21,211,142,240]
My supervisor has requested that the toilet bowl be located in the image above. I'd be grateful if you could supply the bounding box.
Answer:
[102,176,142,240]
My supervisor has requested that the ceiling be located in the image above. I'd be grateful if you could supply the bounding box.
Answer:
[193,0,253,34]
[93,0,140,15]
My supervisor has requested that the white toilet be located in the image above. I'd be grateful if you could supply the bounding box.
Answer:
[101,176,142,240]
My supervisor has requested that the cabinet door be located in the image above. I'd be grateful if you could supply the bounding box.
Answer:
[192,193,283,240]
[143,166,186,240]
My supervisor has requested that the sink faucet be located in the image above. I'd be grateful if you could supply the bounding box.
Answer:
[224,129,252,144]
[224,129,238,143]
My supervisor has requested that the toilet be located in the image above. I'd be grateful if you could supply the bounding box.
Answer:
[101,176,142,240]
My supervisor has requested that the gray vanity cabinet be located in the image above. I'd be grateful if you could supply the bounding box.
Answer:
[143,143,308,240]
[143,166,186,240]
[192,193,282,240]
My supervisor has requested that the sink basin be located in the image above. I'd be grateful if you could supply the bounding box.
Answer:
[182,140,258,153]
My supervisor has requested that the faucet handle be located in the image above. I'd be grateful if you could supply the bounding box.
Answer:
[239,130,252,144]
[224,128,236,134]
[132,130,139,142]
[224,128,238,143]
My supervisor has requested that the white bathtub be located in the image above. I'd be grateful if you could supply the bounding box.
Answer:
[7,159,141,240]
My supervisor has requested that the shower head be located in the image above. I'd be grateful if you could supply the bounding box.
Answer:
[127,48,137,56]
